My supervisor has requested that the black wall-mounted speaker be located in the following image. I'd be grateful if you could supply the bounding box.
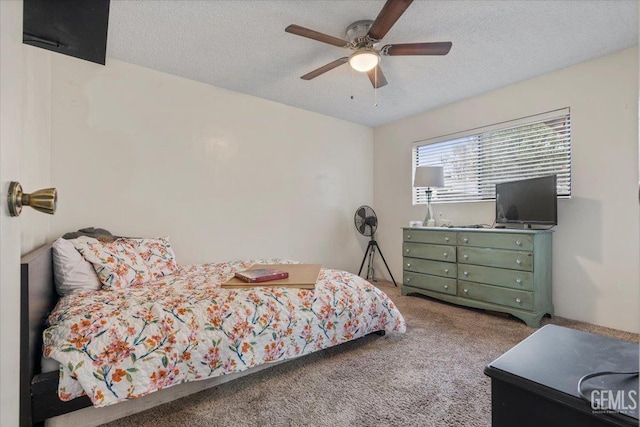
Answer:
[23,0,110,65]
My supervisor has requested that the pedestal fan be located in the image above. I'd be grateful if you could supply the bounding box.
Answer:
[354,205,397,286]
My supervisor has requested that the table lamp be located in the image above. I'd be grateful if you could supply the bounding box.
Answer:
[413,166,444,225]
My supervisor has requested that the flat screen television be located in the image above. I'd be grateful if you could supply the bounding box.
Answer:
[495,175,558,227]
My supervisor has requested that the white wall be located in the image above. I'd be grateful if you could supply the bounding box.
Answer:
[22,46,52,253]
[49,56,373,271]
[373,47,640,333]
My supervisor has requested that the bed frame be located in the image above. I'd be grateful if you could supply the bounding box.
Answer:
[20,242,386,426]
[20,243,92,426]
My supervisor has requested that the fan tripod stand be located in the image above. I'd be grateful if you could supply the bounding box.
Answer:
[358,235,397,286]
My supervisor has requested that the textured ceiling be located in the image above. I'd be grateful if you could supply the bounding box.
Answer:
[107,1,638,128]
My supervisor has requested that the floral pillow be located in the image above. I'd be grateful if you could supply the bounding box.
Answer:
[124,237,179,281]
[73,239,151,290]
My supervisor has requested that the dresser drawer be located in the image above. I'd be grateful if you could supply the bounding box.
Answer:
[404,272,457,295]
[403,229,456,245]
[458,232,533,251]
[458,247,532,271]
[403,257,457,279]
[458,264,533,291]
[403,242,457,262]
[458,281,533,311]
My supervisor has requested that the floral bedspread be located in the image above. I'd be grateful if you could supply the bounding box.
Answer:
[43,259,406,407]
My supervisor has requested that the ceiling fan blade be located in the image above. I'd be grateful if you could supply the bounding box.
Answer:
[367,65,388,88]
[382,42,452,56]
[367,0,414,41]
[301,57,349,80]
[285,24,349,48]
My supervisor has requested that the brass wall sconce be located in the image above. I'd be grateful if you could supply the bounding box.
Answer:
[7,181,57,217]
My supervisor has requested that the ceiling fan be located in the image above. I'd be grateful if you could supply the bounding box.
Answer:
[285,0,452,89]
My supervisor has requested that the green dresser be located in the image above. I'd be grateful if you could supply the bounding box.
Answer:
[401,227,553,327]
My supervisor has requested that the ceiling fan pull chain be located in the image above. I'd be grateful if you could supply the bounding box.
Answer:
[374,66,379,107]
[350,66,354,100]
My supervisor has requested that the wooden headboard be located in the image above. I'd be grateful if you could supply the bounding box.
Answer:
[20,243,91,426]
[20,243,56,424]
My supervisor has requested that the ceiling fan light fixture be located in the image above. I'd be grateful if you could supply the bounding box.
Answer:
[349,50,380,72]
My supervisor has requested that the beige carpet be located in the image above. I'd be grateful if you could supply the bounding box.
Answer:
[102,281,638,427]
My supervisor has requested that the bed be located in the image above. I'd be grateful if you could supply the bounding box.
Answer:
[20,240,406,426]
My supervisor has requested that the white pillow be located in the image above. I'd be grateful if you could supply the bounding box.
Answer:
[52,237,102,296]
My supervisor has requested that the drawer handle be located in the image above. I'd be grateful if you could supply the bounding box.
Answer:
[463,271,469,277]
[444,285,449,290]
[444,268,449,274]
[407,278,411,283]
[463,289,469,294]
[406,263,411,267]
[406,249,410,253]
[516,259,522,265]
[443,252,448,258]
[516,278,522,284]
[516,240,522,246]
[515,297,522,304]
[407,235,411,240]
[463,238,469,243]
[463,254,469,260]
[445,237,450,242]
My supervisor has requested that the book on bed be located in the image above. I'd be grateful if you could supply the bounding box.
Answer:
[234,268,289,283]
[222,264,321,289]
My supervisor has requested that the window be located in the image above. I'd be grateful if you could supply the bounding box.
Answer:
[413,109,571,204]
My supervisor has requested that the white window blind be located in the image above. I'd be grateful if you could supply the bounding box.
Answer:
[413,109,571,204]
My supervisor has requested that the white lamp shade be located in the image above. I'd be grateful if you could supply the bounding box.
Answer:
[349,51,380,72]
[413,166,444,188]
